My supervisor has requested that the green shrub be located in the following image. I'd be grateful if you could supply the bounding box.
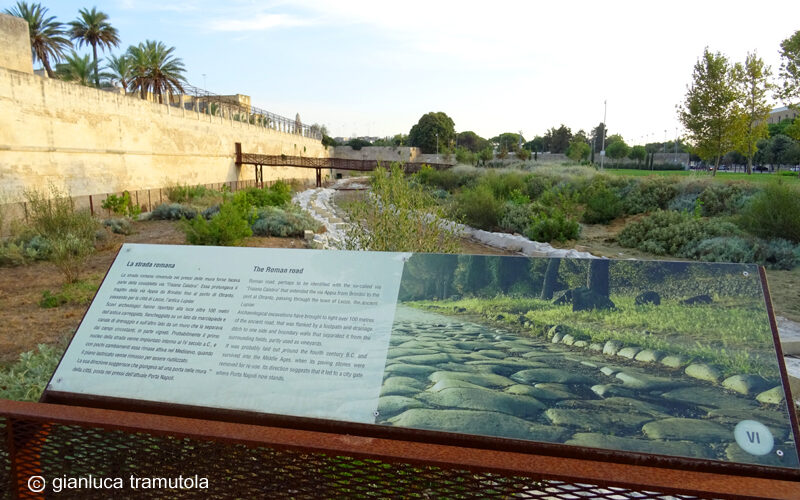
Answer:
[151,203,198,220]
[251,206,319,237]
[0,343,65,401]
[499,202,534,234]
[738,183,800,243]
[697,183,748,216]
[180,202,252,246]
[345,165,458,253]
[233,181,292,209]
[39,279,98,308]
[525,210,580,242]
[582,186,623,224]
[618,210,739,256]
[523,174,557,200]
[623,177,678,214]
[416,166,475,191]
[103,217,134,235]
[451,184,504,230]
[682,236,799,270]
[479,171,527,201]
[101,191,141,218]
[165,183,208,203]
[668,193,700,213]
[24,185,98,283]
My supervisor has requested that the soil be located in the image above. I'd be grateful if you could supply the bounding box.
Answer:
[0,220,307,365]
[1,212,797,366]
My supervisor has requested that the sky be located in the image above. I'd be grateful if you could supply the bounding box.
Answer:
[23,0,800,144]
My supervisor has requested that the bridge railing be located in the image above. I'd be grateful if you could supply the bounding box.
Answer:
[156,83,323,140]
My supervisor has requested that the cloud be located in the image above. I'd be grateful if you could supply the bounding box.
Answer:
[209,13,315,32]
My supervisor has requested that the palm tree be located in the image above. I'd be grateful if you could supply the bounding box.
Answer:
[3,1,71,78]
[68,7,120,88]
[55,51,96,86]
[127,40,186,103]
[101,54,132,93]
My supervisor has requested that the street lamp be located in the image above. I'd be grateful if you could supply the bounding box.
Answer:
[436,132,439,156]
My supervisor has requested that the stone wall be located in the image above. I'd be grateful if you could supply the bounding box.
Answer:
[0,14,31,74]
[0,67,327,203]
[332,146,422,163]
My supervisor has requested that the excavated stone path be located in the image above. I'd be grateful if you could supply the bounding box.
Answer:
[376,306,798,468]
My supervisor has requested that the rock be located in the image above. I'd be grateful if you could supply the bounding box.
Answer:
[303,229,314,240]
[634,350,664,363]
[661,387,756,410]
[661,355,687,369]
[419,387,545,419]
[573,340,589,348]
[685,363,722,384]
[427,379,485,393]
[615,370,686,391]
[376,396,424,420]
[680,294,713,306]
[547,324,568,340]
[388,409,569,442]
[572,287,615,312]
[603,340,623,356]
[511,368,593,385]
[567,433,713,459]
[551,332,565,344]
[600,366,620,377]
[505,384,577,401]
[545,408,655,432]
[552,290,573,305]
[428,371,515,388]
[588,343,604,352]
[635,291,661,306]
[561,334,575,345]
[756,386,785,405]
[591,384,634,398]
[721,375,774,396]
[384,364,437,378]
[617,347,641,359]
[642,418,731,442]
[381,376,427,397]
[476,349,507,359]
[386,348,439,359]
[393,353,453,365]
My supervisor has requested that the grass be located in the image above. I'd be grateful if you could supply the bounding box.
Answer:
[409,294,777,378]
[0,339,68,401]
[39,277,100,308]
[604,168,800,184]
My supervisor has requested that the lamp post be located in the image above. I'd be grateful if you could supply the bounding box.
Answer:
[600,100,607,169]
[436,132,439,156]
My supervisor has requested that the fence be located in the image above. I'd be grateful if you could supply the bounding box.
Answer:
[3,399,798,499]
[0,177,316,230]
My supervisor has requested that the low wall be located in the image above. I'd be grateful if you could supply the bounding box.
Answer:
[332,146,421,163]
[0,67,328,204]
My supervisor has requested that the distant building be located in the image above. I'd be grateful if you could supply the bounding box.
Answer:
[768,105,799,124]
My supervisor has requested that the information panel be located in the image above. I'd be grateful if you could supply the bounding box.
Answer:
[48,244,407,422]
[47,245,800,471]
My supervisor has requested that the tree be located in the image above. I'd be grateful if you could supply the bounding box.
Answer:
[590,123,606,153]
[546,125,572,153]
[55,50,96,86]
[605,138,630,161]
[768,134,800,170]
[477,146,493,166]
[565,138,590,161]
[777,30,800,106]
[456,131,489,152]
[678,48,740,175]
[732,52,772,174]
[628,145,647,165]
[4,1,71,78]
[540,259,561,300]
[127,40,186,103]
[525,136,545,153]
[68,7,120,88]
[492,132,524,153]
[102,53,131,92]
[408,112,455,154]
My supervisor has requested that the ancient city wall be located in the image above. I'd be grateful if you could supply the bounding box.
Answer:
[0,14,327,207]
[0,67,327,204]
